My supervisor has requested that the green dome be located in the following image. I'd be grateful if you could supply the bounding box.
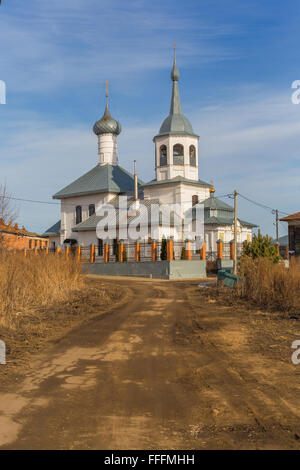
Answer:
[93,103,121,136]
[159,113,195,136]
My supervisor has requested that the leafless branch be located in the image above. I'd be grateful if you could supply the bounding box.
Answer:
[0,182,18,224]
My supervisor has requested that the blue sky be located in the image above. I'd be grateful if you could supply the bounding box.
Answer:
[0,0,300,237]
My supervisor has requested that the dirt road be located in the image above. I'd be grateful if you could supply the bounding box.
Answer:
[1,276,300,449]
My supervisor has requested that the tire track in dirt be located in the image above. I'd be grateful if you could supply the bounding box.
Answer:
[181,286,300,449]
[1,278,299,449]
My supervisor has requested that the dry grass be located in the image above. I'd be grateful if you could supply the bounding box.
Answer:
[0,250,83,329]
[238,256,300,313]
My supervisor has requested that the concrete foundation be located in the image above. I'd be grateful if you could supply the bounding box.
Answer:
[85,260,207,279]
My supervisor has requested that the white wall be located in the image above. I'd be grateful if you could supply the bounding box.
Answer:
[205,221,253,252]
[48,234,60,248]
[98,133,118,166]
[154,134,199,181]
[60,192,117,244]
[144,182,210,215]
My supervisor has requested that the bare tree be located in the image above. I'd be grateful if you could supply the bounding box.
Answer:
[0,182,18,224]
[0,182,19,249]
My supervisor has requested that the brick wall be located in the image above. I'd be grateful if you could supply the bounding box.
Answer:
[0,220,48,250]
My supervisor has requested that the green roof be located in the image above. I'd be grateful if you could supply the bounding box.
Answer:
[53,164,144,199]
[272,235,288,247]
[143,176,211,188]
[73,213,101,232]
[204,215,257,228]
[42,220,61,237]
[202,195,234,211]
[72,198,162,232]
[195,195,258,228]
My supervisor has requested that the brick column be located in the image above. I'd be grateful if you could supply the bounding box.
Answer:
[23,248,27,257]
[167,238,174,261]
[56,247,61,255]
[151,240,157,261]
[45,246,49,255]
[200,241,206,260]
[76,246,81,262]
[90,244,95,263]
[104,243,110,263]
[185,240,192,260]
[118,241,124,263]
[217,239,223,260]
[65,245,70,259]
[135,241,140,262]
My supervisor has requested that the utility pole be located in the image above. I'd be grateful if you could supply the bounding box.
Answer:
[275,209,279,245]
[134,160,138,201]
[275,209,279,255]
[233,190,238,275]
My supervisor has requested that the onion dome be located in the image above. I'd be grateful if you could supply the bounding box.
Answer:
[93,99,121,136]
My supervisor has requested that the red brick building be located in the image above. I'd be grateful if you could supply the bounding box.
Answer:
[0,219,49,251]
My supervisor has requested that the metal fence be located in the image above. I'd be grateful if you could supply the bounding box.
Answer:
[5,240,245,265]
[82,241,244,263]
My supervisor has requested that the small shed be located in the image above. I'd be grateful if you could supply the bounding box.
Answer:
[280,212,300,256]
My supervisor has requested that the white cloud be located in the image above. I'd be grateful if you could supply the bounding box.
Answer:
[0,0,240,94]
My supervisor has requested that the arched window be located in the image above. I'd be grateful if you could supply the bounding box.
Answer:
[89,204,95,217]
[192,195,199,206]
[173,144,184,165]
[159,145,167,166]
[98,238,103,256]
[189,145,196,166]
[75,206,82,225]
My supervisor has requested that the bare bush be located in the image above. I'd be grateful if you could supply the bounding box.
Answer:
[238,256,300,313]
[0,251,83,329]
[0,182,19,249]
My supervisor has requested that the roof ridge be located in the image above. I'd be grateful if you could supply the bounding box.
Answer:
[53,164,142,199]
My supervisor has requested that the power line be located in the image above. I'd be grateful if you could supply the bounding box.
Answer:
[0,192,295,219]
[0,192,235,208]
[214,193,234,199]
[2,195,60,206]
[237,192,291,216]
[0,195,114,209]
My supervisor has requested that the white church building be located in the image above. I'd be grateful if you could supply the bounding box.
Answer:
[43,52,256,259]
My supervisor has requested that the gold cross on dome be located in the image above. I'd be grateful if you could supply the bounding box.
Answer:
[104,80,111,98]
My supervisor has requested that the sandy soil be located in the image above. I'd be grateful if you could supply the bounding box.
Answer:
[0,276,300,449]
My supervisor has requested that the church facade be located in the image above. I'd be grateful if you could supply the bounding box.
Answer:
[43,53,256,258]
